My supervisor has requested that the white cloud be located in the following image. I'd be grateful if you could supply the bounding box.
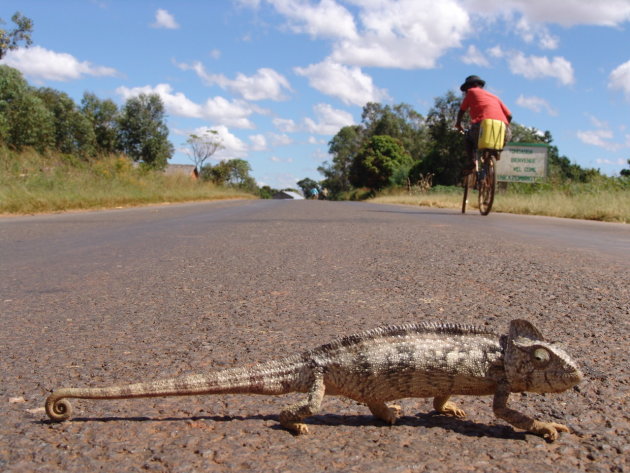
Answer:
[331,0,470,69]
[1,45,117,82]
[462,0,630,27]
[488,45,504,58]
[270,156,294,163]
[249,134,267,151]
[576,114,630,152]
[577,130,614,150]
[515,18,559,49]
[304,103,355,135]
[461,45,490,67]
[508,53,574,85]
[117,83,200,117]
[577,122,621,151]
[596,157,626,166]
[587,114,609,129]
[308,136,325,145]
[273,118,299,133]
[269,133,293,146]
[152,9,179,29]
[609,60,630,101]
[250,0,470,69]
[236,0,261,7]
[211,125,248,158]
[257,171,301,189]
[247,132,292,151]
[516,95,557,115]
[202,96,263,128]
[538,33,559,50]
[116,84,260,128]
[266,0,358,40]
[178,61,292,101]
[192,125,248,158]
[180,125,248,160]
[295,60,389,106]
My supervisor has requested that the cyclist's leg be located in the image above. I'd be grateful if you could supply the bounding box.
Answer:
[463,123,480,174]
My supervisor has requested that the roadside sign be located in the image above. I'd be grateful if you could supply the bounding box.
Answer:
[496,143,548,183]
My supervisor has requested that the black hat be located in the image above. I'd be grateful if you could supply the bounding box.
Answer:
[460,75,485,91]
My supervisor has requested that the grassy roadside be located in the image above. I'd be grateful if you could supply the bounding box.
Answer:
[371,183,630,223]
[0,148,256,215]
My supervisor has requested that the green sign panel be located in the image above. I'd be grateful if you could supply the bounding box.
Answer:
[496,143,548,183]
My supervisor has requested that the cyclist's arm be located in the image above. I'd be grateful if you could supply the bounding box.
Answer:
[500,101,512,124]
[455,109,466,131]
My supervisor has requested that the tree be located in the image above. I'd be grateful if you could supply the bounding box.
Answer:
[0,65,26,144]
[5,92,55,151]
[416,90,466,186]
[225,158,255,188]
[361,102,428,160]
[0,12,33,59]
[81,92,120,155]
[621,159,630,178]
[36,87,96,157]
[349,135,412,190]
[117,93,173,169]
[186,129,223,174]
[202,160,230,184]
[509,123,547,144]
[0,65,54,150]
[259,185,279,199]
[319,125,363,198]
[320,102,430,196]
[201,159,257,191]
[297,177,320,198]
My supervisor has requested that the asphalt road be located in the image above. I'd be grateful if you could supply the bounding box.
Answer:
[1,200,629,472]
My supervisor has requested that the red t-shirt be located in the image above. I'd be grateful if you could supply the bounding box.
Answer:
[460,88,511,124]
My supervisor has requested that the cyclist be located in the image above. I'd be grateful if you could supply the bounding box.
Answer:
[455,75,512,174]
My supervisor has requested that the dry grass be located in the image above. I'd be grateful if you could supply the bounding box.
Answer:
[372,184,630,223]
[0,148,256,215]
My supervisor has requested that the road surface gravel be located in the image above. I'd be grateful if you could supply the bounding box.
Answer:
[1,200,628,472]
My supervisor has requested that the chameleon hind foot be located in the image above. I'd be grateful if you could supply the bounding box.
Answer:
[530,420,570,441]
[368,402,402,424]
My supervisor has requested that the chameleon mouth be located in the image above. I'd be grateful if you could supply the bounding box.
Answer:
[555,370,583,392]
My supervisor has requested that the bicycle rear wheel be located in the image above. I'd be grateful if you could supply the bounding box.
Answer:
[478,154,496,215]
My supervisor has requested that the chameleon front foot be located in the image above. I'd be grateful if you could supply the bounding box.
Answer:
[280,420,310,435]
[529,420,570,441]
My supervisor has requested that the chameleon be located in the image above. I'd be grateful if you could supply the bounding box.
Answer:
[45,319,583,441]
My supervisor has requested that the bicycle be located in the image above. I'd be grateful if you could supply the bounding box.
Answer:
[461,147,499,216]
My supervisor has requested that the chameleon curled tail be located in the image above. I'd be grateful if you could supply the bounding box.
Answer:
[45,358,309,422]
[46,393,73,422]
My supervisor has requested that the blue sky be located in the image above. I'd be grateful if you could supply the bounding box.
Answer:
[2,1,630,188]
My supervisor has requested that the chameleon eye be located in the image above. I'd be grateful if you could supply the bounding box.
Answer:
[533,348,550,365]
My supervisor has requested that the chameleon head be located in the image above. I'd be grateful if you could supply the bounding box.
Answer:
[504,319,583,393]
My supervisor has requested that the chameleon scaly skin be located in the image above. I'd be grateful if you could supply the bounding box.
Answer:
[45,319,582,441]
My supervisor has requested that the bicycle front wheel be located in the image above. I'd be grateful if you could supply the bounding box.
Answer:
[478,155,496,215]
